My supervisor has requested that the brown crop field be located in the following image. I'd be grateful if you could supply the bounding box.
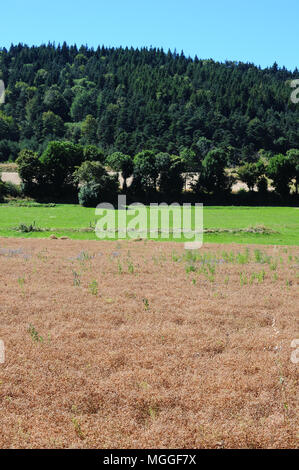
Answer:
[0,238,298,449]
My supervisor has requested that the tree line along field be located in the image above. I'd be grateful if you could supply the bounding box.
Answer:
[0,204,298,245]
[0,238,298,448]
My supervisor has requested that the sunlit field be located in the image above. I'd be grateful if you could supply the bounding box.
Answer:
[0,204,298,245]
[0,238,298,448]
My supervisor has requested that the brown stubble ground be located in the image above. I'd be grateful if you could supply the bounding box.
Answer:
[0,238,298,449]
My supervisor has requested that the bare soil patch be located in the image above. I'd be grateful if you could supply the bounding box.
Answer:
[0,238,298,448]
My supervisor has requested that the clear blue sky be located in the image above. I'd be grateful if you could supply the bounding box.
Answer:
[2,0,298,70]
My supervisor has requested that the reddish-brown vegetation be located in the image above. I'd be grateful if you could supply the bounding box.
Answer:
[0,238,298,448]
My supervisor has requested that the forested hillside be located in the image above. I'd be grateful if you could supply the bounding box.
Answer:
[0,43,298,163]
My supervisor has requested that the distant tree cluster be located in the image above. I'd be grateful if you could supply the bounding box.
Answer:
[0,43,298,164]
[14,141,299,206]
[237,149,299,196]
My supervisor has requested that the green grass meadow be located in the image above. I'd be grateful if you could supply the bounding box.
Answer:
[0,204,298,245]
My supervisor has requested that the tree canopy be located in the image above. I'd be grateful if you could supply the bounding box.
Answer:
[0,43,298,162]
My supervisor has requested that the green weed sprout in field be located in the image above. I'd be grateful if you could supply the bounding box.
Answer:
[89,280,99,296]
[127,261,134,274]
[72,270,81,286]
[28,324,43,343]
[18,276,25,293]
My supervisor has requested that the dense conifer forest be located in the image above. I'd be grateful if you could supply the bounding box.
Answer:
[0,43,298,163]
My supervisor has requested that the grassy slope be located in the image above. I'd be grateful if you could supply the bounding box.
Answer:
[0,204,298,245]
